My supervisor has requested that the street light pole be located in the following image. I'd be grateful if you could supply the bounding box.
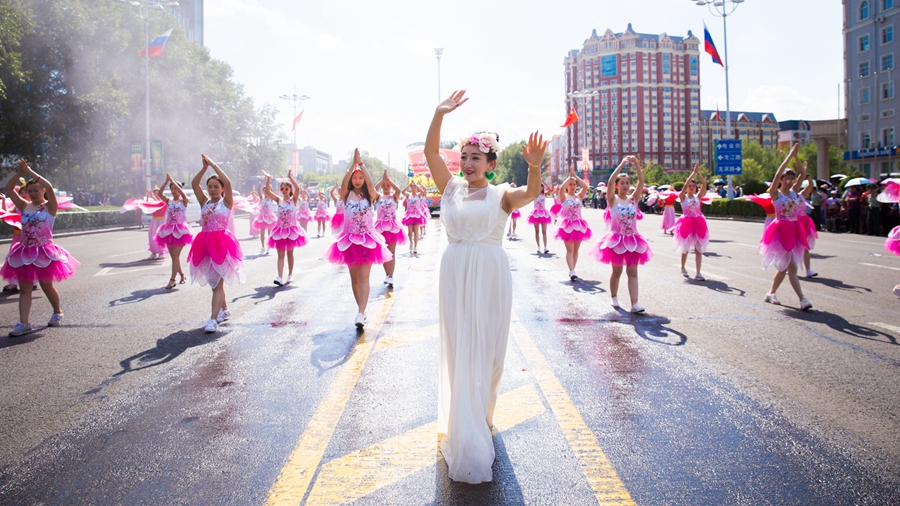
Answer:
[695,0,745,199]
[278,86,310,171]
[121,0,179,191]
[435,48,444,103]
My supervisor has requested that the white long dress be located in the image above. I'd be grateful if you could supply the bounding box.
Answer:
[438,176,512,484]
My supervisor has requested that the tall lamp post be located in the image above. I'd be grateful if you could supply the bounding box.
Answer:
[567,89,599,180]
[694,0,745,199]
[279,86,310,172]
[435,48,444,102]
[121,0,179,191]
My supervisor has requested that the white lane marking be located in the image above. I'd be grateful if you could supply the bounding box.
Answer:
[734,242,758,248]
[108,249,150,258]
[859,263,900,272]
[94,266,164,277]
[841,239,882,245]
[871,322,900,334]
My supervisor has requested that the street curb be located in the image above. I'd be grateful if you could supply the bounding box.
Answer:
[0,225,144,245]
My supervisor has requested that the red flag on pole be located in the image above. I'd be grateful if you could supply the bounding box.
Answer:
[291,111,304,131]
[561,108,579,128]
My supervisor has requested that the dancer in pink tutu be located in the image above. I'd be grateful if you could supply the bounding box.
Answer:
[798,172,819,278]
[296,184,313,234]
[375,171,406,287]
[2,160,79,336]
[550,188,562,223]
[555,166,592,281]
[589,155,651,313]
[253,187,277,255]
[672,164,709,280]
[247,184,261,239]
[263,170,307,286]
[187,154,245,333]
[528,181,554,254]
[155,173,195,289]
[401,183,422,255]
[417,184,430,238]
[660,191,676,234]
[759,143,812,310]
[147,189,168,259]
[330,184,345,234]
[507,183,521,239]
[314,190,329,238]
[880,179,900,296]
[326,149,392,327]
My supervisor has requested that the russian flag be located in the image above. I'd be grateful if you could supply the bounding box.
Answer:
[703,21,724,67]
[139,29,173,57]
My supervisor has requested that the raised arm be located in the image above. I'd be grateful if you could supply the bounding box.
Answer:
[425,90,469,193]
[503,132,548,212]
[792,157,808,194]
[384,173,402,202]
[696,165,707,200]
[338,159,355,202]
[770,143,799,197]
[262,172,279,201]
[191,156,209,206]
[287,170,300,205]
[157,174,172,204]
[633,157,645,199]
[5,160,29,211]
[202,154,233,209]
[606,157,631,205]
[679,166,695,202]
[21,161,58,215]
[170,175,189,205]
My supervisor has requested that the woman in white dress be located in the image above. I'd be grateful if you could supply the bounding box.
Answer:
[425,90,548,484]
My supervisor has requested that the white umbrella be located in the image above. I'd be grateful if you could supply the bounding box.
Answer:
[844,177,873,187]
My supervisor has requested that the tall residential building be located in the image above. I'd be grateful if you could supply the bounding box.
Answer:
[844,0,899,177]
[549,134,566,181]
[168,0,203,46]
[563,24,701,178]
[698,110,779,169]
[299,146,332,174]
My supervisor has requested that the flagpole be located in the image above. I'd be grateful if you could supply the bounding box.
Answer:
[144,7,151,192]
[279,86,310,172]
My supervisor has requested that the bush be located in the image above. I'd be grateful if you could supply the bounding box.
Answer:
[742,180,769,196]
[704,199,766,218]
[0,210,140,236]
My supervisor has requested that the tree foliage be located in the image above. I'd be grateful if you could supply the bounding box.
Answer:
[0,0,285,196]
[495,140,549,185]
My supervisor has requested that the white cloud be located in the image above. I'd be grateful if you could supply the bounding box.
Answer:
[740,85,838,121]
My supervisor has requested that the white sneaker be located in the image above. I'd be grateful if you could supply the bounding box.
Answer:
[385,276,393,287]
[274,276,283,286]
[764,293,781,305]
[681,268,689,278]
[806,270,818,278]
[48,313,63,327]
[569,270,577,281]
[694,273,705,281]
[204,318,218,333]
[611,296,620,308]
[285,275,293,285]
[260,247,266,255]
[9,322,33,337]
[893,285,900,298]
[543,248,549,254]
[800,298,813,311]
[630,304,646,314]
[354,313,366,328]
[537,248,542,254]
[216,308,231,323]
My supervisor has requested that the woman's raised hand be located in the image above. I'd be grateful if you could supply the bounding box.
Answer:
[436,90,468,116]
[353,148,363,167]
[522,131,549,167]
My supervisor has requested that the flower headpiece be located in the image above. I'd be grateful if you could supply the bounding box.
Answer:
[459,132,500,154]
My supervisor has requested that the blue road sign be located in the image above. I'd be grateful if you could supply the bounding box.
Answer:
[715,139,743,176]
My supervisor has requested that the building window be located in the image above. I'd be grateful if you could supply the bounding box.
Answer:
[885,26,894,44]
[862,87,872,104]
[883,53,894,71]
[690,56,698,76]
[601,55,617,77]
[885,0,894,9]
[861,60,871,77]
[862,131,872,148]
[861,0,870,20]
[662,53,670,74]
[884,127,895,146]
[884,81,895,99]
[861,35,870,52]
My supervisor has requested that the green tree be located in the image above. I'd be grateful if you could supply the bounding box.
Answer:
[0,0,32,99]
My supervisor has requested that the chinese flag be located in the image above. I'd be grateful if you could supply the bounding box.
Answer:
[561,108,579,128]
[291,110,304,131]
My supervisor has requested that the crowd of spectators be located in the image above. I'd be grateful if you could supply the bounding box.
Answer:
[822,183,898,236]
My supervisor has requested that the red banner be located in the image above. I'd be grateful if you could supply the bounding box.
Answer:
[407,149,460,175]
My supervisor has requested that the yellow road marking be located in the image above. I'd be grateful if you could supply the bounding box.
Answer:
[265,293,395,506]
[511,310,635,505]
[373,324,438,353]
[305,383,546,505]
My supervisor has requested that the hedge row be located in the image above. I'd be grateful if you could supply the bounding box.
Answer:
[0,210,140,236]
[670,199,766,218]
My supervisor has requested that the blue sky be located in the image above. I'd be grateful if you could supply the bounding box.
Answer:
[205,0,843,169]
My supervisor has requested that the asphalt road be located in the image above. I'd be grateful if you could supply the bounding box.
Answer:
[0,209,897,505]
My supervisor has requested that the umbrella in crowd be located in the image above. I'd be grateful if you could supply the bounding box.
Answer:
[844,177,873,187]
[830,173,848,180]
[713,179,726,185]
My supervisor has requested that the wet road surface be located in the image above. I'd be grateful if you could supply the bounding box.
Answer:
[0,210,898,505]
